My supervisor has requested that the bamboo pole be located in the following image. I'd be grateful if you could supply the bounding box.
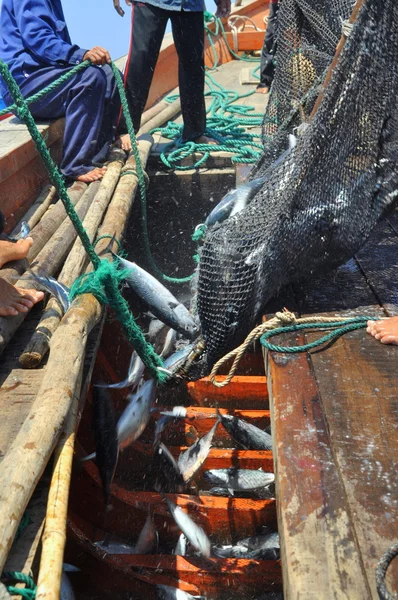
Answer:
[19,152,126,368]
[0,183,98,356]
[10,185,57,236]
[27,181,87,262]
[0,135,155,574]
[35,368,82,600]
[138,98,181,135]
[0,293,102,574]
[139,87,178,128]
[310,0,365,118]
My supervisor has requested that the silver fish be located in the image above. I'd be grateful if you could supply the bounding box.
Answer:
[94,539,137,554]
[11,221,31,241]
[157,584,197,600]
[160,328,177,358]
[219,412,273,450]
[164,496,211,558]
[213,532,280,560]
[177,417,220,482]
[159,406,188,418]
[204,134,297,230]
[92,387,119,510]
[117,378,156,449]
[158,344,194,378]
[61,573,76,600]
[203,468,275,492]
[22,271,70,313]
[135,511,159,554]
[174,533,187,556]
[104,244,199,339]
[147,319,170,354]
[96,351,145,391]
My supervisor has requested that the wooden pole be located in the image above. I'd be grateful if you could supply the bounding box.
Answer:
[0,183,98,356]
[0,137,154,573]
[10,185,57,236]
[310,0,365,119]
[19,152,126,368]
[138,99,181,135]
[35,370,82,600]
[0,293,102,574]
[27,181,87,262]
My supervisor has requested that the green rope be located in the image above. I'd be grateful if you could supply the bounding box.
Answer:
[203,11,260,65]
[93,234,122,252]
[0,59,166,381]
[260,317,377,353]
[3,572,36,599]
[0,61,90,118]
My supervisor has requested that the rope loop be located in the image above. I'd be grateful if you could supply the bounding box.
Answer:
[209,311,378,387]
[2,572,36,599]
[376,542,398,600]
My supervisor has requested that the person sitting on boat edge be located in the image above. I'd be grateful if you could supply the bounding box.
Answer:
[0,211,44,317]
[115,0,231,152]
[367,318,398,346]
[0,0,120,183]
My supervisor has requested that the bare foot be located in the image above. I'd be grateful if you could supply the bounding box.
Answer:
[194,135,218,145]
[255,86,270,94]
[366,316,398,345]
[0,278,44,317]
[76,167,107,183]
[116,134,132,152]
[0,238,33,269]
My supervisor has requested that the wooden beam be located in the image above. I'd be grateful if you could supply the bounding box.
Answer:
[223,31,264,52]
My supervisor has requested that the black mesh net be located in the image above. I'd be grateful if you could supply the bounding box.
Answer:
[196,0,398,371]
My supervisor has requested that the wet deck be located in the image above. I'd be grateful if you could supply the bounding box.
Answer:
[266,209,398,599]
[151,58,268,169]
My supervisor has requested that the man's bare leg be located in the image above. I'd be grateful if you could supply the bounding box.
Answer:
[194,135,218,145]
[255,86,270,95]
[0,238,33,269]
[76,167,107,183]
[366,317,398,345]
[0,279,44,317]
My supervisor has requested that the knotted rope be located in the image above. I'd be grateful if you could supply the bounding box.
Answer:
[2,573,36,599]
[209,311,378,387]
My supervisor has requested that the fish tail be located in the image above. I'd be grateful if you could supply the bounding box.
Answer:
[98,232,118,258]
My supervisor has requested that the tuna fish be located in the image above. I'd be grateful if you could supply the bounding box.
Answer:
[102,241,199,339]
[164,496,211,558]
[117,378,156,449]
[219,412,273,450]
[177,417,220,482]
[160,328,177,358]
[213,532,280,560]
[10,221,30,241]
[22,270,70,313]
[95,539,137,554]
[96,351,145,391]
[174,533,187,556]
[135,511,159,554]
[157,584,197,600]
[92,387,119,510]
[203,468,275,492]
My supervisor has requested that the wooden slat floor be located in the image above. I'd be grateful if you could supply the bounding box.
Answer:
[151,58,268,169]
[267,209,398,599]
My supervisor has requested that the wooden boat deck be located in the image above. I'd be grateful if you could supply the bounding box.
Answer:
[266,209,398,599]
[151,58,268,168]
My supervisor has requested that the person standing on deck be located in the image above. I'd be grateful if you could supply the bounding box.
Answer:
[115,0,231,151]
[0,0,120,183]
[255,0,279,94]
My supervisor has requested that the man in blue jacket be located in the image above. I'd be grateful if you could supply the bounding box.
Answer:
[115,0,231,151]
[0,0,120,182]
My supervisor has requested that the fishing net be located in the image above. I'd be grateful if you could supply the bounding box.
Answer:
[196,0,398,370]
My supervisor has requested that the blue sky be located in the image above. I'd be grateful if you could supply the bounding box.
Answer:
[0,0,217,61]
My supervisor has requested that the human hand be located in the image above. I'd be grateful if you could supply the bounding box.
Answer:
[215,0,231,19]
[113,0,132,16]
[83,46,111,65]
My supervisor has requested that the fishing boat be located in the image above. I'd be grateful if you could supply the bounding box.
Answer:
[0,0,397,598]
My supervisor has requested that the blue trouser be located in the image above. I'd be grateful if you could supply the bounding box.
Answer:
[3,64,120,178]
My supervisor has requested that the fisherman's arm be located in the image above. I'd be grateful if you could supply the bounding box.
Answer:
[14,0,87,65]
[215,0,231,18]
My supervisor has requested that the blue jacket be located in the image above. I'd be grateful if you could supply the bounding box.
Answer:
[0,0,87,95]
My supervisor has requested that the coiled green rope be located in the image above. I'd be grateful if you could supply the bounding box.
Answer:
[0,58,166,382]
[260,317,376,353]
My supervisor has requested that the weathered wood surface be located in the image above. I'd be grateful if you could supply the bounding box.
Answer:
[267,212,398,599]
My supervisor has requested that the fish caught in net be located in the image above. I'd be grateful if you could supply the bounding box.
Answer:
[196,0,398,370]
